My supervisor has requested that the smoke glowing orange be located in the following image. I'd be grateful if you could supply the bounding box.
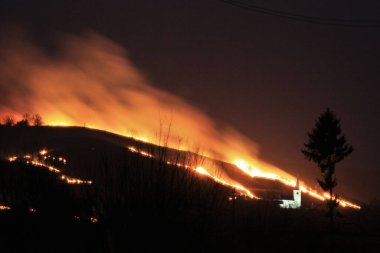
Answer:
[0,32,360,209]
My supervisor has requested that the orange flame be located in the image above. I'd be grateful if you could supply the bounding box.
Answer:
[0,205,11,211]
[195,166,258,199]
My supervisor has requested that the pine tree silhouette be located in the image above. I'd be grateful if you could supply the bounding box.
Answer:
[302,108,353,250]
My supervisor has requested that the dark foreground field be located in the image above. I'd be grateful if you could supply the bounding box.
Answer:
[0,126,379,252]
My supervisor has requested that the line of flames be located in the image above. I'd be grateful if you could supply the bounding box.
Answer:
[7,150,92,185]
[127,146,259,199]
[233,160,360,209]
[3,146,361,210]
[127,146,360,209]
[0,203,97,223]
[2,151,97,222]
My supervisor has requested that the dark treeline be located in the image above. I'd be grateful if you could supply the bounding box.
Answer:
[1,113,43,127]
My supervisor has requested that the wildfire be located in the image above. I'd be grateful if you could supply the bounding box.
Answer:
[195,166,258,199]
[125,145,360,208]
[233,159,360,209]
[5,144,361,209]
[127,145,257,198]
[7,150,92,185]
[3,151,97,221]
[0,33,361,210]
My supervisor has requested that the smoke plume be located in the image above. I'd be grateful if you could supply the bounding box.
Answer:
[0,32,294,181]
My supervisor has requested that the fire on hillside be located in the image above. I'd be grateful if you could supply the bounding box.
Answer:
[0,33,360,210]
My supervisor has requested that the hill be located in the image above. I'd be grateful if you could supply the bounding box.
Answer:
[0,125,376,252]
[0,125,323,203]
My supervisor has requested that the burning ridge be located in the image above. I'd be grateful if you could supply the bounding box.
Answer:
[0,32,361,210]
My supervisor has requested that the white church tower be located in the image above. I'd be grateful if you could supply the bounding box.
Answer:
[278,178,302,209]
[293,178,301,207]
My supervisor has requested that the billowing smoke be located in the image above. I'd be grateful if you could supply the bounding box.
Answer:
[0,32,294,182]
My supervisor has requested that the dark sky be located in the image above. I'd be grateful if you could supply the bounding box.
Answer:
[1,0,380,202]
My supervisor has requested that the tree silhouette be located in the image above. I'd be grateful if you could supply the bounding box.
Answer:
[302,108,353,249]
[15,113,30,127]
[32,114,43,126]
[3,115,15,127]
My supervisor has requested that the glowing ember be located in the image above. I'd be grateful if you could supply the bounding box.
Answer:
[61,175,92,185]
[128,146,153,158]
[140,151,154,158]
[0,205,11,211]
[39,149,48,156]
[8,156,17,162]
[128,146,138,153]
[58,157,67,164]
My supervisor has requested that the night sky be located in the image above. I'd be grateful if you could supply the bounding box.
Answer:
[1,0,380,202]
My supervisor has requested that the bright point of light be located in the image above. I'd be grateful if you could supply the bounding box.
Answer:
[39,149,48,155]
[195,166,209,175]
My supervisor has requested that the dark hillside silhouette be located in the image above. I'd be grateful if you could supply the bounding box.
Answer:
[0,125,376,252]
[0,125,342,206]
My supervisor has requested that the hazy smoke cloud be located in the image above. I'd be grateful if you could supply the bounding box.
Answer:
[0,32,293,180]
